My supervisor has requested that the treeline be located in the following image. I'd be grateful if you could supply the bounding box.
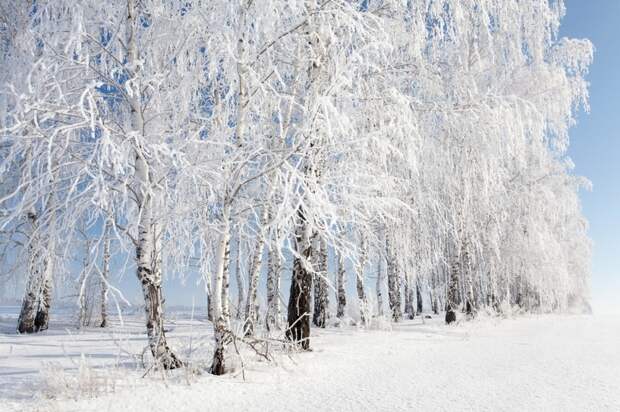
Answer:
[0,0,591,372]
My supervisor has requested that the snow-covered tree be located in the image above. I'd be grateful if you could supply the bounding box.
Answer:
[0,0,593,376]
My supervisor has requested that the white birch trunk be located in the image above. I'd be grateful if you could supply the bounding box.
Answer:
[18,196,55,333]
[376,256,384,317]
[462,239,476,317]
[221,235,231,324]
[77,239,91,328]
[415,276,423,314]
[446,251,460,324]
[34,193,57,332]
[312,237,329,327]
[265,243,281,331]
[430,267,440,315]
[210,203,231,375]
[355,235,369,326]
[385,233,402,322]
[404,274,415,320]
[244,207,268,336]
[127,0,180,369]
[234,233,244,320]
[17,212,42,333]
[336,252,346,319]
[100,224,111,327]
[35,263,53,331]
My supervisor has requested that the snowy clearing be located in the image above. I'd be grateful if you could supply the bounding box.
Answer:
[1,309,619,412]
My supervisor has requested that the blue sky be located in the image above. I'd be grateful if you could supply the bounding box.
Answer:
[561,0,620,313]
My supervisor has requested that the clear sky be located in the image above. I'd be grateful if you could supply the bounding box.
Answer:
[561,0,620,314]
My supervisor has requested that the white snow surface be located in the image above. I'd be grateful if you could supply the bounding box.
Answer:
[1,308,619,412]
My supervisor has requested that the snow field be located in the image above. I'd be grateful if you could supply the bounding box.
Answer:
[2,310,619,411]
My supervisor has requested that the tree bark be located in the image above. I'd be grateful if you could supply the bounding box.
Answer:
[415,277,423,314]
[355,235,369,326]
[385,233,402,322]
[286,207,313,350]
[34,271,52,331]
[136,221,181,369]
[35,208,55,332]
[100,224,111,327]
[234,233,245,320]
[17,273,38,334]
[336,252,347,319]
[210,204,231,375]
[403,274,415,320]
[430,268,439,315]
[462,240,476,317]
[221,235,231,325]
[312,237,329,327]
[206,280,214,322]
[265,244,281,332]
[77,240,91,328]
[244,208,268,336]
[17,212,45,334]
[376,256,384,317]
[286,0,324,348]
[446,253,460,324]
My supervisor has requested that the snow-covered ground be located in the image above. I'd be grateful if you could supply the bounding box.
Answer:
[1,307,619,412]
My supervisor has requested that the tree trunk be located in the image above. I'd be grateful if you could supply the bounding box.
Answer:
[17,235,41,333]
[287,0,325,348]
[312,237,329,327]
[446,254,460,324]
[221,234,231,325]
[210,205,231,375]
[355,235,369,326]
[76,270,88,329]
[243,240,264,336]
[265,244,281,331]
[100,225,111,327]
[430,268,439,315]
[488,270,501,314]
[385,234,402,322]
[206,281,214,322]
[17,211,47,334]
[17,276,38,334]
[136,256,178,368]
[136,221,182,369]
[35,209,55,332]
[416,277,423,314]
[336,252,346,319]
[376,256,384,317]
[77,242,90,328]
[244,208,268,336]
[127,0,180,370]
[463,244,476,318]
[286,207,313,350]
[234,233,245,320]
[34,270,52,331]
[403,274,415,320]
